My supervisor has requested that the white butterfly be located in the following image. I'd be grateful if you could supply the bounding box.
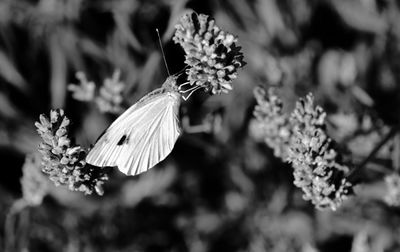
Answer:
[86,76,188,176]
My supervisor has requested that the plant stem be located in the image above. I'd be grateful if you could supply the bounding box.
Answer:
[393,132,400,171]
[4,199,27,252]
[347,126,398,183]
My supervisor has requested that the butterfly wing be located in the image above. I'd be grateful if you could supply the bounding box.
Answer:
[86,90,181,176]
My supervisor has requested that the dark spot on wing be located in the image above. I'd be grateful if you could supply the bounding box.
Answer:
[117,135,129,145]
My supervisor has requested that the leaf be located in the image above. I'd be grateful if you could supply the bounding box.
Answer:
[0,50,27,93]
[331,0,387,34]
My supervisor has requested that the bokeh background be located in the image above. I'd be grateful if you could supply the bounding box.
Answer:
[1,0,400,251]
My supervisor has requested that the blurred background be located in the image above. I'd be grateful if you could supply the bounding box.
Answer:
[1,0,400,251]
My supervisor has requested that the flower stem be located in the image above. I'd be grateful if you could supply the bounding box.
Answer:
[347,126,399,183]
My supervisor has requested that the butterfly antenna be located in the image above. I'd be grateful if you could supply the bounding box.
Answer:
[176,65,189,76]
[156,28,171,76]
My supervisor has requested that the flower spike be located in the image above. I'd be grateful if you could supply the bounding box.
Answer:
[173,12,246,95]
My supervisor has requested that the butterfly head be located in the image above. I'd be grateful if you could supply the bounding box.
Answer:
[163,74,201,101]
[162,76,179,92]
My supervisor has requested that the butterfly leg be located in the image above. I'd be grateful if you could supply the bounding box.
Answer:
[178,82,190,91]
[180,86,202,101]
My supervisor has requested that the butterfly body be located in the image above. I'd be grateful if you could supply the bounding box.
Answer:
[86,76,181,176]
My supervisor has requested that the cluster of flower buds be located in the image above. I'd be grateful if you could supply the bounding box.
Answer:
[35,109,108,195]
[173,12,245,95]
[288,94,353,210]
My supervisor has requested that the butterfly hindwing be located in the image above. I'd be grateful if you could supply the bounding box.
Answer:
[86,90,181,176]
[117,93,181,175]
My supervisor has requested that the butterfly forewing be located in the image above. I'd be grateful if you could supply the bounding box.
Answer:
[86,95,161,167]
[86,86,181,176]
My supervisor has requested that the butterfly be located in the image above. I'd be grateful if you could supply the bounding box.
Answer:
[85,76,199,176]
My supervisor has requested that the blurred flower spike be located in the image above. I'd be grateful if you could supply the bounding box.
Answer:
[68,70,125,114]
[95,70,125,114]
[288,94,353,210]
[173,12,246,95]
[384,173,400,207]
[67,72,95,102]
[253,87,292,159]
[35,109,108,195]
[21,154,49,206]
